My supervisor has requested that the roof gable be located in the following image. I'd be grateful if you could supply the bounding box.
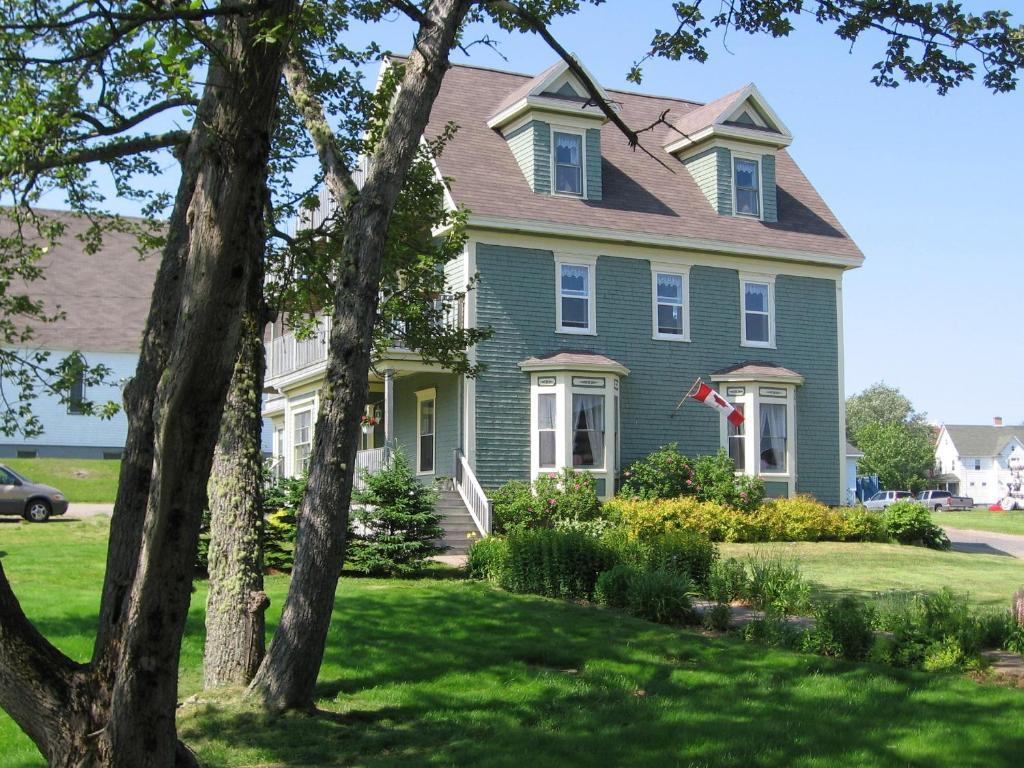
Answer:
[943,425,1024,457]
[488,56,612,130]
[664,84,793,153]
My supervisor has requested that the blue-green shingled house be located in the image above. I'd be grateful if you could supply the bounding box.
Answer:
[263,56,864,535]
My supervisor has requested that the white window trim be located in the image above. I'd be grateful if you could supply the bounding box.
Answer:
[732,151,764,220]
[739,271,776,349]
[650,262,691,342]
[555,253,597,335]
[717,382,796,496]
[415,387,437,476]
[550,125,587,198]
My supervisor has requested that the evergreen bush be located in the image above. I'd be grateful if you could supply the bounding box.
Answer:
[349,448,445,576]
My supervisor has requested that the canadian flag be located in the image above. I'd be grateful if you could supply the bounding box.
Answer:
[691,382,744,427]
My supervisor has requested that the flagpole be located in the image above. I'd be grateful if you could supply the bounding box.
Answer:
[671,377,703,417]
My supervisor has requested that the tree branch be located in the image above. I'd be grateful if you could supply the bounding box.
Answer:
[389,0,430,26]
[72,97,196,139]
[3,130,190,175]
[282,54,360,210]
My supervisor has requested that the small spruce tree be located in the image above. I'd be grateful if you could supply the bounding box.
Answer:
[350,447,446,576]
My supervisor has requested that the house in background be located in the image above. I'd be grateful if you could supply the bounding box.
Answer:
[265,56,864,537]
[0,212,160,459]
[934,419,1024,505]
[845,442,863,505]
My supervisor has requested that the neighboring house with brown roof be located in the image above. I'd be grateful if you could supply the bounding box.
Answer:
[935,420,1024,505]
[0,211,161,459]
[263,56,864,533]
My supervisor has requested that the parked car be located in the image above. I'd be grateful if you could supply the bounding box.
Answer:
[864,490,913,510]
[916,489,974,511]
[0,464,68,522]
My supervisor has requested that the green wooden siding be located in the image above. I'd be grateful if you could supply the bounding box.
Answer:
[761,153,778,223]
[506,122,538,193]
[585,128,602,201]
[474,243,841,504]
[763,481,790,499]
[533,121,551,194]
[683,147,733,215]
[393,372,460,481]
[714,147,734,216]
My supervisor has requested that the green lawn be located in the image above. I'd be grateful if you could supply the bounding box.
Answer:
[3,519,1024,767]
[938,509,1024,536]
[3,458,120,503]
[720,541,1024,610]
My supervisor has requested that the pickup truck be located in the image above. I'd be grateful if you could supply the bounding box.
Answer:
[916,490,974,511]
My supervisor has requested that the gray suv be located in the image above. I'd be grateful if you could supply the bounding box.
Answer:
[0,464,69,522]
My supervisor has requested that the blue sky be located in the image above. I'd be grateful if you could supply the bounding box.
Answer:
[57,2,1024,426]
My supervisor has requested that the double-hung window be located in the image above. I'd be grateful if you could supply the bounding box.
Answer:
[741,274,774,347]
[727,404,746,472]
[68,371,86,415]
[734,156,761,217]
[416,388,436,474]
[553,131,583,196]
[537,393,557,468]
[293,410,312,474]
[571,393,605,469]
[759,403,787,473]
[652,268,689,340]
[557,259,595,334]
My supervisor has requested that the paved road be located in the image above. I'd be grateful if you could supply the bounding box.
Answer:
[944,526,1024,559]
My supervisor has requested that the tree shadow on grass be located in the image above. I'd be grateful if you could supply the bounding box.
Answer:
[179,579,1024,768]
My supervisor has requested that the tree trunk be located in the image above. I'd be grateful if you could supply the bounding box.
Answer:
[204,293,269,689]
[250,0,470,712]
[0,2,294,765]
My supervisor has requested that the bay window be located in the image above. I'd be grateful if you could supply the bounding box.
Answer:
[538,393,557,467]
[759,403,787,473]
[727,404,745,472]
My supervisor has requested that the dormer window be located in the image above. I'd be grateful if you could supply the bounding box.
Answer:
[553,131,583,195]
[734,156,761,217]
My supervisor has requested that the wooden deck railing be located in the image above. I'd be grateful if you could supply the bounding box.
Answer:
[453,449,490,536]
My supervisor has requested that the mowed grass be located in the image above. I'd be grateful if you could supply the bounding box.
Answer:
[720,541,1024,609]
[2,519,1024,768]
[3,458,120,503]
[939,509,1024,536]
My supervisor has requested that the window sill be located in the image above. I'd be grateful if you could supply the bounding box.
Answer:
[653,333,690,343]
[733,212,763,221]
[557,327,596,336]
[741,340,775,349]
[758,471,791,480]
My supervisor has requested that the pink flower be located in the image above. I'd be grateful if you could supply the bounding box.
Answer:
[548,473,558,479]
[548,498,556,506]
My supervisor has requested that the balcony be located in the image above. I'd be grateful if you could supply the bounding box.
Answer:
[266,298,464,382]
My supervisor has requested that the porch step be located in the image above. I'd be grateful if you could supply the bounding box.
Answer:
[434,490,481,555]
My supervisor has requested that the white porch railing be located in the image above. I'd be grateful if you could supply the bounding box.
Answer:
[268,316,332,379]
[454,449,491,535]
[354,445,390,491]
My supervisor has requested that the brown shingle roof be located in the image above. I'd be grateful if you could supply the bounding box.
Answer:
[2,210,160,353]
[666,86,746,140]
[426,63,862,262]
[519,350,629,374]
[711,361,805,382]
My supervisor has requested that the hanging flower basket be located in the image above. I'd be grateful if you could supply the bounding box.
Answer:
[360,415,379,435]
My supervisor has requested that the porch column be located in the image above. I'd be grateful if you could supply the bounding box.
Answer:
[383,367,395,447]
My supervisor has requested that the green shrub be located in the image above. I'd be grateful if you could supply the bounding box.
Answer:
[467,536,510,582]
[706,557,749,603]
[605,495,885,544]
[619,443,694,500]
[742,613,802,649]
[692,451,764,512]
[883,501,951,550]
[745,551,810,614]
[349,449,445,576]
[490,469,602,534]
[702,602,733,632]
[625,569,696,625]
[870,588,988,669]
[802,597,876,661]
[500,529,617,601]
[595,564,635,609]
[605,527,718,587]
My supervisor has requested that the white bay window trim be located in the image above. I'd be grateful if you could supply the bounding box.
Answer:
[650,261,691,341]
[715,380,797,496]
[555,253,597,335]
[739,271,776,349]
